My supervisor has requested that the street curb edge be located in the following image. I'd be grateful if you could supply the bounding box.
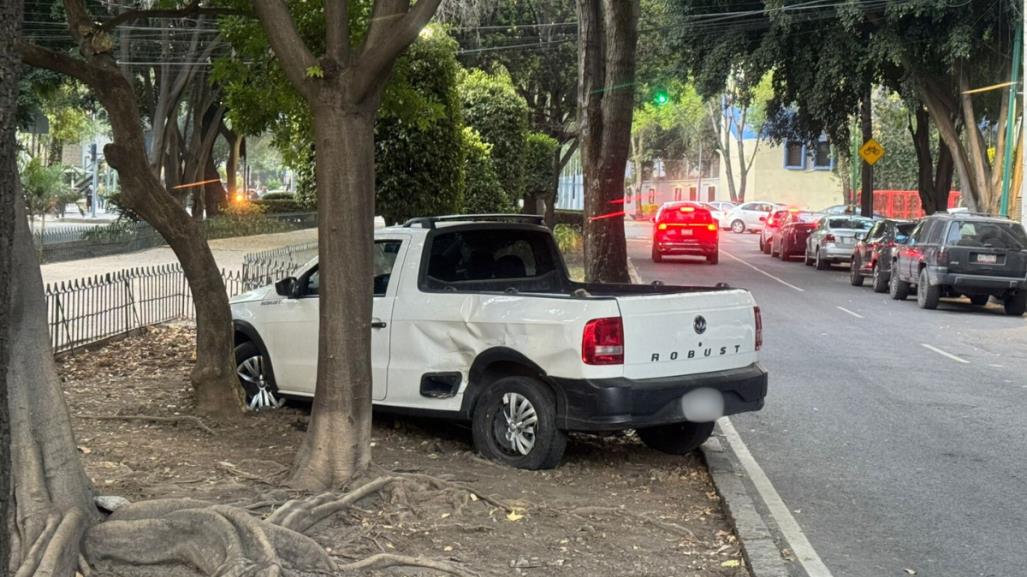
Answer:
[702,428,792,577]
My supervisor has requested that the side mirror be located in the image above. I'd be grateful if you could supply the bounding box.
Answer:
[275,277,297,297]
[650,216,656,223]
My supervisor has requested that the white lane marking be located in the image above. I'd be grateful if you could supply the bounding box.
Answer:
[836,306,864,319]
[718,417,836,577]
[720,249,806,292]
[921,343,970,364]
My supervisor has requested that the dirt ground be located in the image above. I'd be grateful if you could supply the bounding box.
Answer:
[58,324,749,577]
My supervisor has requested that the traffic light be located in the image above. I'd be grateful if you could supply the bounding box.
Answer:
[651,87,670,107]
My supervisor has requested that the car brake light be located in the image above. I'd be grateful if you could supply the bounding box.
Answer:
[680,206,695,212]
[824,234,836,242]
[753,306,762,351]
[657,223,668,230]
[707,223,717,232]
[583,317,624,365]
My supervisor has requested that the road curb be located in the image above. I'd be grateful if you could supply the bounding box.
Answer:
[703,427,792,577]
[627,257,642,284]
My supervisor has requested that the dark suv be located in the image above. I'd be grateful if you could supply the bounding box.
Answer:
[850,219,916,292]
[889,213,1027,315]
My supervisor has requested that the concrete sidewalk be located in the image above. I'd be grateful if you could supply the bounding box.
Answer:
[41,228,318,285]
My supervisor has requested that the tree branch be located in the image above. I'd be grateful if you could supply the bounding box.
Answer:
[355,0,442,100]
[99,3,246,32]
[252,0,318,101]
[18,41,94,85]
[325,0,351,66]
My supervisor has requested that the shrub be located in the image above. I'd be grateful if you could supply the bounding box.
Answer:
[553,223,583,255]
[251,198,308,213]
[461,127,511,214]
[261,191,296,201]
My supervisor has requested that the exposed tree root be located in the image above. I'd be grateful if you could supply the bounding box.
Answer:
[382,469,516,513]
[14,508,89,577]
[337,553,479,577]
[77,414,216,435]
[268,476,399,534]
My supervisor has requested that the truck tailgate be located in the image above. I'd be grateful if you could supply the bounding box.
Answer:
[616,289,758,380]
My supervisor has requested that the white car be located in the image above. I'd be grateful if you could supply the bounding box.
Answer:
[724,201,783,234]
[231,215,768,469]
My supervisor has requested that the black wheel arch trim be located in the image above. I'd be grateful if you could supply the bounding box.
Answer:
[233,320,278,387]
[459,347,566,421]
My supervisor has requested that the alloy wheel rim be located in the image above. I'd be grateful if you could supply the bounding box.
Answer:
[497,392,538,456]
[237,355,283,411]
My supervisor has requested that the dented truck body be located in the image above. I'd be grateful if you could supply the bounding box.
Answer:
[231,216,767,468]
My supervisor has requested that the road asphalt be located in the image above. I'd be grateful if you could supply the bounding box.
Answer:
[626,220,1027,577]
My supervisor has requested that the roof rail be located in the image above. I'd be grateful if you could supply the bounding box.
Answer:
[401,214,546,229]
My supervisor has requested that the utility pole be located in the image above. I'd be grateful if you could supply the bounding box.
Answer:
[1000,21,1022,217]
[89,141,98,218]
[696,138,704,201]
[860,83,874,218]
[1023,7,1027,223]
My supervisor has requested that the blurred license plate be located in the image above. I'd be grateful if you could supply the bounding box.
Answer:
[681,229,693,236]
[976,254,997,264]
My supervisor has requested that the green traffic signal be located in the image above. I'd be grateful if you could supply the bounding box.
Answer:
[652,89,670,106]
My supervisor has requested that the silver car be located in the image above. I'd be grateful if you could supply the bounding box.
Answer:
[805,216,876,270]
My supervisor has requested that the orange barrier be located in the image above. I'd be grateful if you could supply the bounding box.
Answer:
[854,190,961,219]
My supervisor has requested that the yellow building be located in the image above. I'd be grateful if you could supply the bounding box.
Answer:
[719,134,845,210]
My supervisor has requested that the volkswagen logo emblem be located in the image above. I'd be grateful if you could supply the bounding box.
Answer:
[694,315,707,334]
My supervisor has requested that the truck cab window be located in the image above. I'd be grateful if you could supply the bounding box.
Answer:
[423,228,563,293]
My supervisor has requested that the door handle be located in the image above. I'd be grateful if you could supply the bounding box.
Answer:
[371,319,387,329]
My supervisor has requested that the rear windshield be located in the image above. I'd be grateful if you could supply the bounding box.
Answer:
[895,222,916,243]
[828,217,874,230]
[422,228,565,293]
[944,221,1027,250]
[793,212,820,223]
[660,206,713,223]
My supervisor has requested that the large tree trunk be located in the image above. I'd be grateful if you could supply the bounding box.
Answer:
[204,154,227,217]
[910,106,938,213]
[7,201,98,577]
[709,101,738,203]
[288,105,377,489]
[577,0,638,284]
[226,130,242,201]
[918,81,979,212]
[935,139,955,211]
[1,0,20,570]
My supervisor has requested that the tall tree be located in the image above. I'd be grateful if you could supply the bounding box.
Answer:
[19,0,244,418]
[577,0,639,283]
[0,0,21,574]
[252,0,442,489]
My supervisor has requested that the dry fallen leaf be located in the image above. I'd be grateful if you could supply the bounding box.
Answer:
[721,560,741,568]
[904,569,917,575]
[506,509,525,522]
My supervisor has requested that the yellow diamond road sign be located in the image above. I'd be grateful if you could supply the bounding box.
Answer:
[859,138,885,165]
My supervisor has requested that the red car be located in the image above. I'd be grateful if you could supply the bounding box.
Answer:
[771,210,823,261]
[651,202,719,264]
[759,208,792,254]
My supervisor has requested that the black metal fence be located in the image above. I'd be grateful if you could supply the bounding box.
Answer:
[44,240,318,354]
[35,212,317,264]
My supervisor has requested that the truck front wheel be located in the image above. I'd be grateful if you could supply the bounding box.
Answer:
[637,421,716,455]
[472,377,567,470]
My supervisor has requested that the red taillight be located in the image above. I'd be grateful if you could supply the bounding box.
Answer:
[824,234,836,243]
[753,306,762,352]
[583,317,624,365]
[658,222,668,231]
[707,223,717,232]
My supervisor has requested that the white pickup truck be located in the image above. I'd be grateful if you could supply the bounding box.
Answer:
[230,215,767,469]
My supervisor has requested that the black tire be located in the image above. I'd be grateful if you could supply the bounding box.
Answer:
[707,251,719,265]
[804,246,813,266]
[871,262,889,293]
[731,220,745,234]
[234,341,281,410]
[968,294,989,306]
[759,236,766,252]
[778,240,789,261]
[472,377,567,470]
[815,248,829,271]
[1003,292,1026,316]
[651,245,663,263]
[849,257,864,286]
[889,269,909,300]
[917,268,940,309]
[637,421,716,455]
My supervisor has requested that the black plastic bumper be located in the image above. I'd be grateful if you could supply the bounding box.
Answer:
[550,363,767,431]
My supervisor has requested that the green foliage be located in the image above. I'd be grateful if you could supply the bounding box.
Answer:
[251,198,308,213]
[21,158,66,218]
[873,92,920,190]
[261,192,296,201]
[376,30,465,225]
[459,68,530,206]
[553,223,583,255]
[523,132,559,198]
[461,127,511,214]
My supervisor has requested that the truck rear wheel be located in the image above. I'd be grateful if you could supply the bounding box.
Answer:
[1003,292,1026,316]
[637,421,715,455]
[472,377,567,470]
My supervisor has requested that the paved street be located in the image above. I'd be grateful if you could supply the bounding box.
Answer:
[626,221,1027,577]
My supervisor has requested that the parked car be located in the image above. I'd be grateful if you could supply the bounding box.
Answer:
[759,208,792,254]
[805,216,876,270]
[652,202,720,264]
[706,201,738,228]
[849,219,916,292]
[231,214,768,469]
[821,204,885,218]
[725,201,782,234]
[888,213,1027,315]
[770,211,822,260]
